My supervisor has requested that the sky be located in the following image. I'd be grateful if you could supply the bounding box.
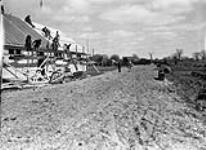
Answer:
[3,0,206,58]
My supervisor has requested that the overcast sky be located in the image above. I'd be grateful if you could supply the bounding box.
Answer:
[4,0,206,58]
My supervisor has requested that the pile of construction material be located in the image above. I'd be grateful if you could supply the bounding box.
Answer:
[1,58,89,90]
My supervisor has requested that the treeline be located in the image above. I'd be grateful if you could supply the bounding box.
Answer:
[89,54,152,66]
[151,49,206,68]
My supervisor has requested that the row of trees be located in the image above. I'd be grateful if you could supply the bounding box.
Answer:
[90,49,206,67]
[166,49,206,62]
[90,54,119,66]
[89,54,140,66]
[157,49,206,67]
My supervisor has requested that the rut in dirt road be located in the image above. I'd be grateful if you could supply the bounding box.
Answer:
[1,65,206,150]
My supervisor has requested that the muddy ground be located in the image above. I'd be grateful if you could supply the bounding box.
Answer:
[1,65,206,150]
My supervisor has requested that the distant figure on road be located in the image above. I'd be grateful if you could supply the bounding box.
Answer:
[127,60,133,71]
[24,15,35,28]
[117,61,121,72]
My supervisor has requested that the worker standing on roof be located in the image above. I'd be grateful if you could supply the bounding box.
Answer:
[1,3,4,14]
[42,27,52,40]
[66,44,72,54]
[55,31,60,40]
[24,15,35,28]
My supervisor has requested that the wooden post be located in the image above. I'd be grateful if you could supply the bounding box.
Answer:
[75,44,78,57]
[0,0,3,131]
[27,50,29,81]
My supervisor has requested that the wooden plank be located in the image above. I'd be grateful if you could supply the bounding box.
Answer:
[4,66,20,79]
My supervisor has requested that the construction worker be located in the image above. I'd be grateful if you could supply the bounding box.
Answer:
[117,61,121,72]
[25,35,32,50]
[24,15,35,28]
[42,27,52,39]
[128,60,133,71]
[55,31,60,40]
[52,31,60,52]
[32,39,42,50]
[1,4,4,14]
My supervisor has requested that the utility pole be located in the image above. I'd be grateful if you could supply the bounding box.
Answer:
[92,48,94,56]
[149,52,153,63]
[85,38,91,56]
[88,39,90,56]
[75,44,78,57]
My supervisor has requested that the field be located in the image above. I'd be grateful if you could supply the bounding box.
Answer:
[166,60,206,108]
[1,65,206,150]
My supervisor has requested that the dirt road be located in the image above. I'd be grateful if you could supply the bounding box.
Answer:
[1,65,206,150]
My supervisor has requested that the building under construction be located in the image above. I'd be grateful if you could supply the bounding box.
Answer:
[2,13,89,89]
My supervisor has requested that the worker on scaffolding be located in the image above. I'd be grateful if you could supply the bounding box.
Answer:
[55,31,60,40]
[25,35,32,51]
[32,39,42,50]
[25,35,32,78]
[66,43,72,57]
[52,31,60,54]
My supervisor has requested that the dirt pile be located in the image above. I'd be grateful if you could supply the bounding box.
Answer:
[1,66,206,150]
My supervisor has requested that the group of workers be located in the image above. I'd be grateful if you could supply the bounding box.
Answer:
[25,35,42,52]
[24,15,61,52]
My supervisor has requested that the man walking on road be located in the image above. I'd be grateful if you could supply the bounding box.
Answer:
[117,61,121,72]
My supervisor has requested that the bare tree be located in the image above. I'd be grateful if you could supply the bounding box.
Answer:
[149,52,153,61]
[132,54,138,59]
[176,49,183,60]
